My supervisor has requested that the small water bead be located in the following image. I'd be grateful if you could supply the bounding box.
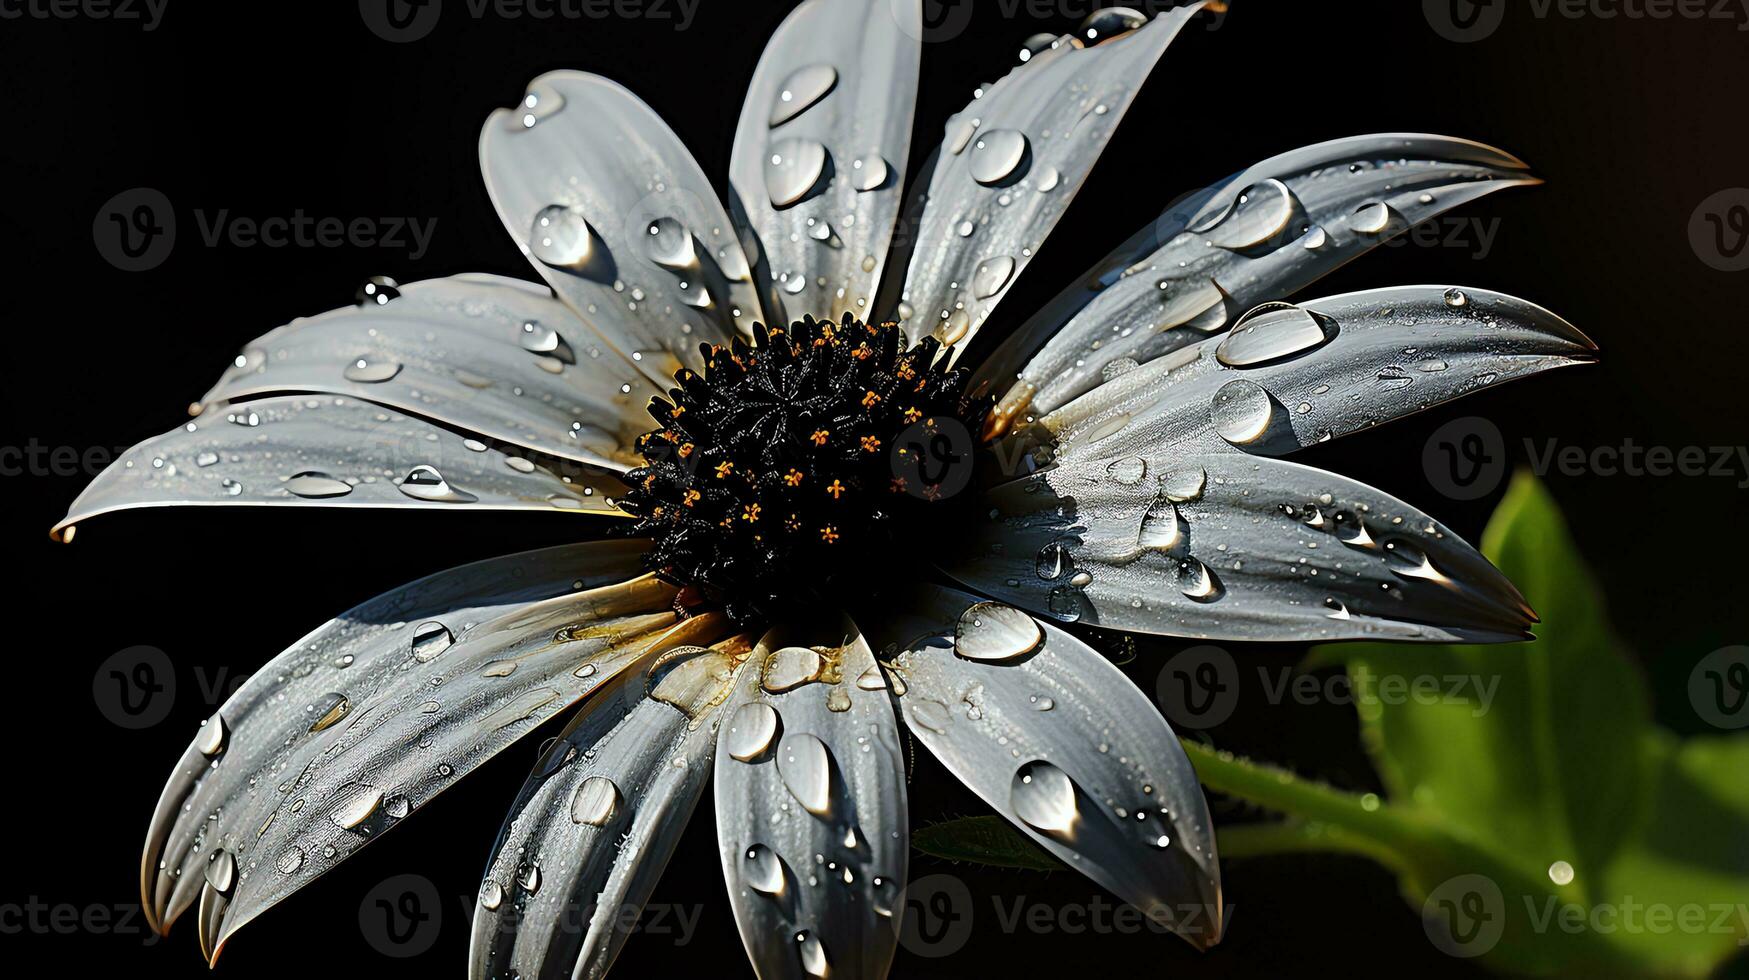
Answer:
[570,775,623,826]
[908,699,951,735]
[1081,6,1148,40]
[1177,558,1222,602]
[479,879,504,911]
[384,794,412,819]
[969,129,1029,185]
[1046,586,1084,621]
[769,63,838,127]
[766,137,828,208]
[331,787,384,830]
[1443,287,1469,308]
[743,843,786,896]
[308,693,352,733]
[205,848,237,894]
[795,931,829,979]
[275,847,306,875]
[945,115,978,155]
[195,713,228,757]
[1012,760,1079,836]
[972,255,1017,299]
[1035,541,1069,580]
[725,702,781,762]
[850,155,889,192]
[356,276,400,307]
[343,358,402,383]
[1105,456,1147,485]
[954,602,1044,662]
[855,665,889,691]
[529,205,596,269]
[1349,201,1397,235]
[1159,467,1207,503]
[1138,500,1187,552]
[220,478,244,496]
[397,465,478,504]
[284,472,353,499]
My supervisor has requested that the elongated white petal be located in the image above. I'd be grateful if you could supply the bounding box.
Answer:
[947,453,1537,643]
[713,619,907,979]
[894,4,1211,356]
[197,274,660,471]
[480,71,768,386]
[139,543,680,961]
[470,628,743,980]
[865,586,1221,950]
[53,395,626,541]
[730,0,921,324]
[974,135,1542,429]
[1041,285,1594,463]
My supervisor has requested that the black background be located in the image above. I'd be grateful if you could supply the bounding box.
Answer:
[3,0,1747,976]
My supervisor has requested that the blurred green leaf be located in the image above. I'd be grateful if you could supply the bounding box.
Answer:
[912,815,1063,872]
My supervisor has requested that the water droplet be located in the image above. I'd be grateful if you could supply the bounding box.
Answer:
[1046,586,1084,622]
[1035,541,1068,580]
[1349,201,1397,235]
[855,665,889,691]
[972,255,1017,299]
[356,276,400,306]
[284,472,353,499]
[275,847,305,875]
[1211,379,1277,445]
[195,713,227,757]
[762,646,825,692]
[770,63,838,127]
[516,862,542,895]
[1205,179,1296,249]
[1217,304,1330,367]
[796,930,830,979]
[308,692,351,733]
[766,137,828,208]
[743,843,787,896]
[726,702,781,762]
[571,775,623,826]
[331,787,383,830]
[1012,760,1078,836]
[1081,6,1147,41]
[909,699,950,734]
[1035,165,1062,192]
[645,216,697,270]
[955,602,1044,662]
[850,154,889,192]
[970,129,1029,185]
[411,621,452,662]
[1139,500,1186,552]
[529,205,596,269]
[1105,456,1147,485]
[1177,558,1223,602]
[343,358,402,383]
[1083,411,1131,444]
[397,465,478,504]
[945,115,978,155]
[205,848,236,894]
[778,733,833,816]
[479,879,504,911]
[1160,467,1207,503]
[1443,287,1469,308]
[384,794,411,819]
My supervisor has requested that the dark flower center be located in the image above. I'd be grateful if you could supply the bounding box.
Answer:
[620,314,986,623]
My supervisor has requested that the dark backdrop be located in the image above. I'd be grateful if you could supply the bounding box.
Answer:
[3,1,1745,976]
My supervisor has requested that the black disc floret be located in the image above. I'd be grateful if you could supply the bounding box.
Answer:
[620,313,987,623]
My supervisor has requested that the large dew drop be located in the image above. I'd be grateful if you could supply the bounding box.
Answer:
[970,129,1030,185]
[1203,179,1296,250]
[777,732,833,816]
[1210,380,1278,445]
[1012,760,1079,837]
[743,843,786,897]
[769,63,838,127]
[1216,304,1330,367]
[954,602,1044,662]
[725,702,781,762]
[570,774,622,826]
[529,205,596,269]
[766,138,828,208]
[397,465,478,504]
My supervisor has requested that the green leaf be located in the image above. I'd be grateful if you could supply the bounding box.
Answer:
[913,815,1064,872]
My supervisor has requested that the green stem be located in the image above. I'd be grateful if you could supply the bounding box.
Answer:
[1180,738,1435,862]
[1215,820,1405,869]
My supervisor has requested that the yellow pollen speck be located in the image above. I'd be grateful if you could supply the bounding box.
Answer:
[903,407,922,423]
[820,526,840,543]
[826,480,846,499]
[811,429,830,446]
[861,391,881,409]
[784,470,804,487]
[860,436,881,453]
[742,503,761,522]
[682,489,700,507]
[715,461,734,478]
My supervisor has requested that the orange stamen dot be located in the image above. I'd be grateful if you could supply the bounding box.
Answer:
[860,435,881,453]
[820,526,840,543]
[715,461,734,478]
[811,429,830,446]
[826,479,847,499]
